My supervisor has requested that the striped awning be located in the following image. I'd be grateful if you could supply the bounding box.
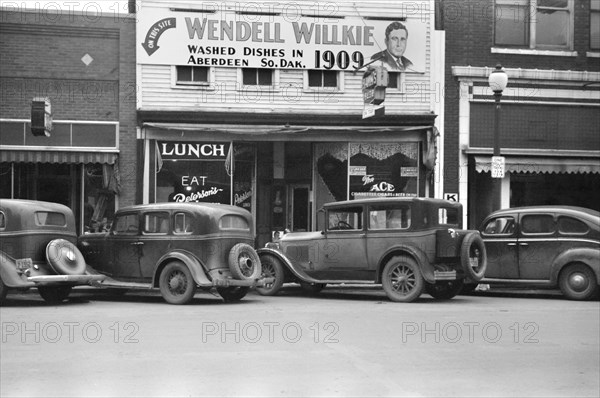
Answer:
[474,156,600,174]
[0,150,118,164]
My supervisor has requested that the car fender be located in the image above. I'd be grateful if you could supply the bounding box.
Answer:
[152,249,212,288]
[0,251,35,288]
[550,247,600,285]
[375,245,435,284]
[257,247,324,284]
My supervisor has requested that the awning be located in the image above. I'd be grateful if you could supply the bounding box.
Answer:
[142,123,432,142]
[0,150,118,164]
[474,156,600,174]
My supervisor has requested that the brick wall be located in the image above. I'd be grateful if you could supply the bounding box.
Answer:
[0,8,137,207]
[442,0,600,192]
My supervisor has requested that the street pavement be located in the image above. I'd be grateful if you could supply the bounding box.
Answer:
[1,285,598,397]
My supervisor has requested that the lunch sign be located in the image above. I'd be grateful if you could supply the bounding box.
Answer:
[137,5,426,72]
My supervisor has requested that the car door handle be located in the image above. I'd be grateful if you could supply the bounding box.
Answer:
[507,243,517,246]
[130,242,144,245]
[519,243,529,246]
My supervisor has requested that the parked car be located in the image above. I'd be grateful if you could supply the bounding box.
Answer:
[77,202,267,304]
[476,206,600,300]
[256,197,487,302]
[0,199,106,304]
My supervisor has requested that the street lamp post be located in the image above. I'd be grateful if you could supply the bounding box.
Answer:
[488,64,508,211]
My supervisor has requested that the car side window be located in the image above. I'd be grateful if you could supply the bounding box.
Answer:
[482,216,515,235]
[113,214,139,235]
[521,214,555,235]
[174,212,193,234]
[368,205,411,230]
[0,211,5,229]
[328,207,363,230]
[143,212,170,234]
[438,207,459,227]
[558,216,589,234]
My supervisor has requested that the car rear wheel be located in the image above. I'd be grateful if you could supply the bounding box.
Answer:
[425,280,464,300]
[38,285,72,303]
[460,233,487,282]
[381,256,423,302]
[228,243,262,280]
[217,286,249,302]
[159,262,196,305]
[300,282,326,294]
[558,263,599,301]
[256,254,285,296]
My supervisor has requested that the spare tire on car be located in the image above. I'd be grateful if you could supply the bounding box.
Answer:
[46,239,87,275]
[460,232,487,281]
[228,243,262,280]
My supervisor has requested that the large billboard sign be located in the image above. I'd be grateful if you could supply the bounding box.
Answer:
[138,4,427,72]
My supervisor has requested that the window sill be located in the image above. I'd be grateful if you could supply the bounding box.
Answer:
[586,51,600,58]
[172,83,214,90]
[491,47,577,57]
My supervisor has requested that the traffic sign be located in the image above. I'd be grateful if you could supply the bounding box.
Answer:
[491,156,505,178]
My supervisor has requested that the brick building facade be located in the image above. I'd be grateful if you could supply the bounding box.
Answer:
[0,6,137,233]
[442,0,600,228]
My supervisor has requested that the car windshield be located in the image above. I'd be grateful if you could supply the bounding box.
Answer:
[34,211,66,226]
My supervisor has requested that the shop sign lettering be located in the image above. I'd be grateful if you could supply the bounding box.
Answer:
[172,187,224,202]
[160,142,229,160]
[138,7,426,72]
[234,190,253,206]
[369,181,395,192]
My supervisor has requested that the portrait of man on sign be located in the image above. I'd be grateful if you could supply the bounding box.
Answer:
[370,21,413,72]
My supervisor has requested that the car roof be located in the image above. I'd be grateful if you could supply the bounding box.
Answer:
[486,206,600,223]
[323,197,460,209]
[0,199,73,213]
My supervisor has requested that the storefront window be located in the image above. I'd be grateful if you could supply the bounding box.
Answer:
[314,143,349,213]
[156,141,255,212]
[349,143,419,199]
[83,164,116,234]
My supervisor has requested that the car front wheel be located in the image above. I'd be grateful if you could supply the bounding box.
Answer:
[558,263,599,301]
[217,286,249,302]
[381,256,423,302]
[159,262,196,305]
[256,254,285,296]
[425,280,464,300]
[38,285,72,303]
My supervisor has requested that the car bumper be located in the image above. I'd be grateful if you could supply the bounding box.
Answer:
[27,274,107,285]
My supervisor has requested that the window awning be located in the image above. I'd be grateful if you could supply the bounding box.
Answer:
[0,150,118,164]
[142,123,432,142]
[474,156,600,174]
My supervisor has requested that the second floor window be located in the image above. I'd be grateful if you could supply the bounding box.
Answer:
[307,70,338,88]
[176,66,209,85]
[592,1,600,50]
[242,68,273,86]
[494,0,573,51]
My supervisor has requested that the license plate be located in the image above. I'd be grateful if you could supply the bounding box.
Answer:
[16,258,33,271]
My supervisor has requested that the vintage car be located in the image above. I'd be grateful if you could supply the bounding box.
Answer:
[477,206,600,300]
[256,197,487,302]
[0,199,105,304]
[77,202,267,304]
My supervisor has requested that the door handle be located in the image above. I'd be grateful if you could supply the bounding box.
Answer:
[519,243,529,246]
[130,242,144,245]
[507,243,517,246]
